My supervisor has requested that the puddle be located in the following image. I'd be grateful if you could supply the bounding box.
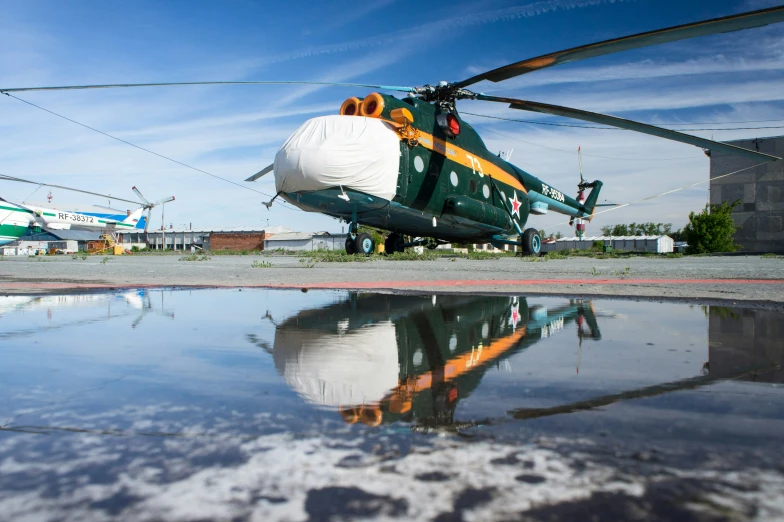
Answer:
[1,290,782,521]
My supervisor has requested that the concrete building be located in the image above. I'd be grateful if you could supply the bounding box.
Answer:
[264,232,348,251]
[710,135,784,253]
[2,229,103,255]
[541,236,674,254]
[471,243,517,253]
[119,226,293,251]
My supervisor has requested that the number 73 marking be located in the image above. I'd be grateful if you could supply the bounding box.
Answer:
[465,154,484,177]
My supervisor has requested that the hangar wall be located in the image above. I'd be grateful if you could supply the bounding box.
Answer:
[709,135,784,253]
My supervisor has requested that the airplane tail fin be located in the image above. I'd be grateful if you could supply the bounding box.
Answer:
[122,208,145,227]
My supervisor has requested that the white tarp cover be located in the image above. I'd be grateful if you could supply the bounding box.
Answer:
[273,322,400,407]
[274,115,400,202]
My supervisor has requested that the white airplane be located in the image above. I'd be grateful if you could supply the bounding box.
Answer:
[0,175,175,247]
[0,197,145,246]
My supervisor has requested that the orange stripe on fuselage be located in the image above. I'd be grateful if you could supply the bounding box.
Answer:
[403,327,527,395]
[385,120,527,194]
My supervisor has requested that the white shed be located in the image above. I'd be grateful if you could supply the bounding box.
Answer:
[542,235,674,254]
[264,232,348,251]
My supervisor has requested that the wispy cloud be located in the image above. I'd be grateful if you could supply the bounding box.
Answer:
[260,0,632,67]
[318,0,398,33]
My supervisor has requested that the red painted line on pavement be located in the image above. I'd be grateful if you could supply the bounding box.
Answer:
[267,278,784,289]
[2,278,783,292]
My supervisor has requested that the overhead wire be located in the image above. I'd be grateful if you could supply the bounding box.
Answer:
[463,111,784,131]
[539,161,766,232]
[0,173,143,206]
[0,180,42,224]
[479,126,704,161]
[1,92,303,213]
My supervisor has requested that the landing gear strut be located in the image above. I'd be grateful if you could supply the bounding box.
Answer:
[343,209,375,255]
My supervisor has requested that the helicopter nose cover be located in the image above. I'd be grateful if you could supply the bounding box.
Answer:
[274,115,400,201]
[272,322,400,407]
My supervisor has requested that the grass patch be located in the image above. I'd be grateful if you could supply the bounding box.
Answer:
[301,251,373,262]
[614,266,631,277]
[179,254,211,262]
[544,249,687,259]
[251,260,273,268]
[72,253,88,260]
[762,253,783,259]
[384,251,439,261]
[100,256,111,264]
[463,251,514,260]
[290,250,441,262]
[209,249,263,256]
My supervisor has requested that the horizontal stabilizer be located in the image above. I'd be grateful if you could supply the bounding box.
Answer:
[245,164,274,182]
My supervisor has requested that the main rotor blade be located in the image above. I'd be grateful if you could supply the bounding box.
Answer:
[0,81,416,94]
[245,164,274,182]
[455,5,784,88]
[131,186,151,205]
[93,205,127,212]
[154,196,175,205]
[0,173,144,205]
[476,94,781,163]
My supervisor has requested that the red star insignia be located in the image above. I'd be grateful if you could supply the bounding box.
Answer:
[510,191,521,218]
[509,305,520,330]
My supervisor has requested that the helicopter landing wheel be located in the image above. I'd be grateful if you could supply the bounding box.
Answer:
[345,237,357,255]
[355,233,375,255]
[384,233,404,254]
[522,228,541,257]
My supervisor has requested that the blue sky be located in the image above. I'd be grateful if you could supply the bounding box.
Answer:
[1,0,783,234]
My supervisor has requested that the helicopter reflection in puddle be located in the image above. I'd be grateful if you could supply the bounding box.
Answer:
[251,294,600,430]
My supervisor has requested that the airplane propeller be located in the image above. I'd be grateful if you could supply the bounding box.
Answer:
[131,186,175,234]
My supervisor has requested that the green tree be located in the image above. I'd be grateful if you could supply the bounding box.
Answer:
[601,222,675,237]
[683,201,740,254]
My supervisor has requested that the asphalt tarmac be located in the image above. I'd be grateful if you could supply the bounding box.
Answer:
[2,253,784,305]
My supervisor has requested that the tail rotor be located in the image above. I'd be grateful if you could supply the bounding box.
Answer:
[570,147,588,239]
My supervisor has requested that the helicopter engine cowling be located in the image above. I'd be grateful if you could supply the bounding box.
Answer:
[274,115,400,202]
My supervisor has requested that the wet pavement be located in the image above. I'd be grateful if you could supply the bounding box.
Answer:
[0,289,783,521]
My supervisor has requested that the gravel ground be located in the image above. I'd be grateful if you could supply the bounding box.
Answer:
[2,253,784,304]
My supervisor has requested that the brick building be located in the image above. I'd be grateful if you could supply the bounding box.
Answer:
[119,226,292,251]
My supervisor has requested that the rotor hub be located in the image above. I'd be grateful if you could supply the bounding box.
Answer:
[413,83,477,105]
